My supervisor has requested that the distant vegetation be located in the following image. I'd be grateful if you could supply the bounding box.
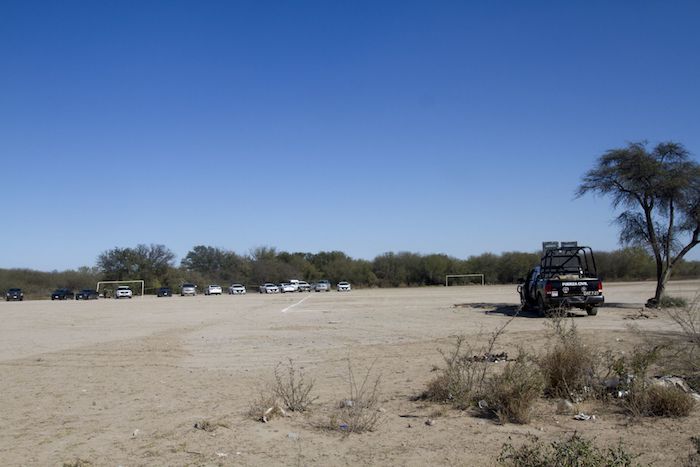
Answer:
[1,244,699,298]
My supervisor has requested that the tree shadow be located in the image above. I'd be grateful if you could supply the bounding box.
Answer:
[603,302,644,310]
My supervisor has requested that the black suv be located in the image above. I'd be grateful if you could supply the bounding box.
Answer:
[51,288,75,300]
[6,288,23,301]
[75,289,99,300]
[157,287,172,297]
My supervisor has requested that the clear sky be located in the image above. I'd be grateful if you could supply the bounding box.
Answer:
[2,1,700,271]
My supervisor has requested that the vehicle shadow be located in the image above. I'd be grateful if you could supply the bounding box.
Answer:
[454,302,588,319]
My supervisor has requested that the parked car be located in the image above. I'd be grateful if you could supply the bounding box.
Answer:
[296,281,311,292]
[51,288,74,300]
[337,281,352,292]
[5,288,23,301]
[115,286,133,299]
[314,280,331,292]
[228,284,246,294]
[259,283,279,294]
[205,285,223,295]
[279,283,296,293]
[75,289,99,300]
[181,283,197,296]
[157,287,172,297]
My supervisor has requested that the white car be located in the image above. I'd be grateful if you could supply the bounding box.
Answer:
[205,285,223,295]
[296,281,311,292]
[337,281,352,292]
[279,283,296,293]
[115,285,133,299]
[314,280,331,292]
[228,284,246,294]
[259,283,280,294]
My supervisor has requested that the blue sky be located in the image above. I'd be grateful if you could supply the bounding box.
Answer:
[2,1,700,271]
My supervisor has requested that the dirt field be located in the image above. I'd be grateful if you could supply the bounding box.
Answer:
[1,280,699,466]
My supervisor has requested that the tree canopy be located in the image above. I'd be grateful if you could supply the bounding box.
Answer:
[578,141,700,303]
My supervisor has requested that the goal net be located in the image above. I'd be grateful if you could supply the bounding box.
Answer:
[445,274,485,286]
[96,280,145,297]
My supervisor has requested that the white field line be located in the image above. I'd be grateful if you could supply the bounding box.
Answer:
[281,295,312,313]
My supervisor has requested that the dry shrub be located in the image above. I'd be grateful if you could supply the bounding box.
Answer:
[498,432,637,467]
[612,345,695,417]
[482,354,544,424]
[247,389,280,421]
[666,292,700,391]
[422,335,482,408]
[193,419,229,432]
[624,384,695,418]
[423,317,515,409]
[274,359,318,412]
[330,359,383,433]
[684,436,700,467]
[539,316,596,400]
[62,460,92,467]
[658,295,689,309]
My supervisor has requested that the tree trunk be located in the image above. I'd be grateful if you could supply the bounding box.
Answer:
[653,266,673,304]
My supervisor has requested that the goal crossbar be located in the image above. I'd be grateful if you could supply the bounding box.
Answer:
[96,280,145,296]
[445,274,484,286]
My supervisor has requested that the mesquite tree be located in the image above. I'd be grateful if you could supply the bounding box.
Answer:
[577,142,700,304]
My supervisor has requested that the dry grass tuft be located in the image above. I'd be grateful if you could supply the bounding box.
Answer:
[274,359,318,412]
[683,436,700,467]
[62,460,92,467]
[539,316,596,400]
[329,359,383,434]
[625,384,695,418]
[193,419,229,432]
[422,317,515,409]
[481,354,544,424]
[666,292,700,391]
[247,390,282,421]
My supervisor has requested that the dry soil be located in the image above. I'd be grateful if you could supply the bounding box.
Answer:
[1,280,699,466]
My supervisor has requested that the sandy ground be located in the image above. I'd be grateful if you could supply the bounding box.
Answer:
[1,280,699,466]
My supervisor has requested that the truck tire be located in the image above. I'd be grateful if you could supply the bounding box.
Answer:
[586,306,598,316]
[537,295,550,317]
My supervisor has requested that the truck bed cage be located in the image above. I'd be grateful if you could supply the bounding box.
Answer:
[540,246,598,278]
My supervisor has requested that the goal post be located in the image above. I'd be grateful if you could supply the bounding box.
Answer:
[96,280,145,297]
[445,274,485,286]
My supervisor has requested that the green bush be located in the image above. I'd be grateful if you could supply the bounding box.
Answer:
[498,433,637,467]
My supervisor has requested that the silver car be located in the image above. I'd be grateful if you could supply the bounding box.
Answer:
[259,283,279,294]
[181,283,197,296]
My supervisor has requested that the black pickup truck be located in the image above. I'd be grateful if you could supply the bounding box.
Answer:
[518,242,604,316]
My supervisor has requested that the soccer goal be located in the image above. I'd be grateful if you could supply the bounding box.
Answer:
[96,280,145,297]
[445,274,485,286]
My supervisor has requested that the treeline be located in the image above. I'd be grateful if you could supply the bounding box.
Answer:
[2,245,700,298]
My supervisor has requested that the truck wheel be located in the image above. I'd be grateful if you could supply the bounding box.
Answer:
[586,306,598,316]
